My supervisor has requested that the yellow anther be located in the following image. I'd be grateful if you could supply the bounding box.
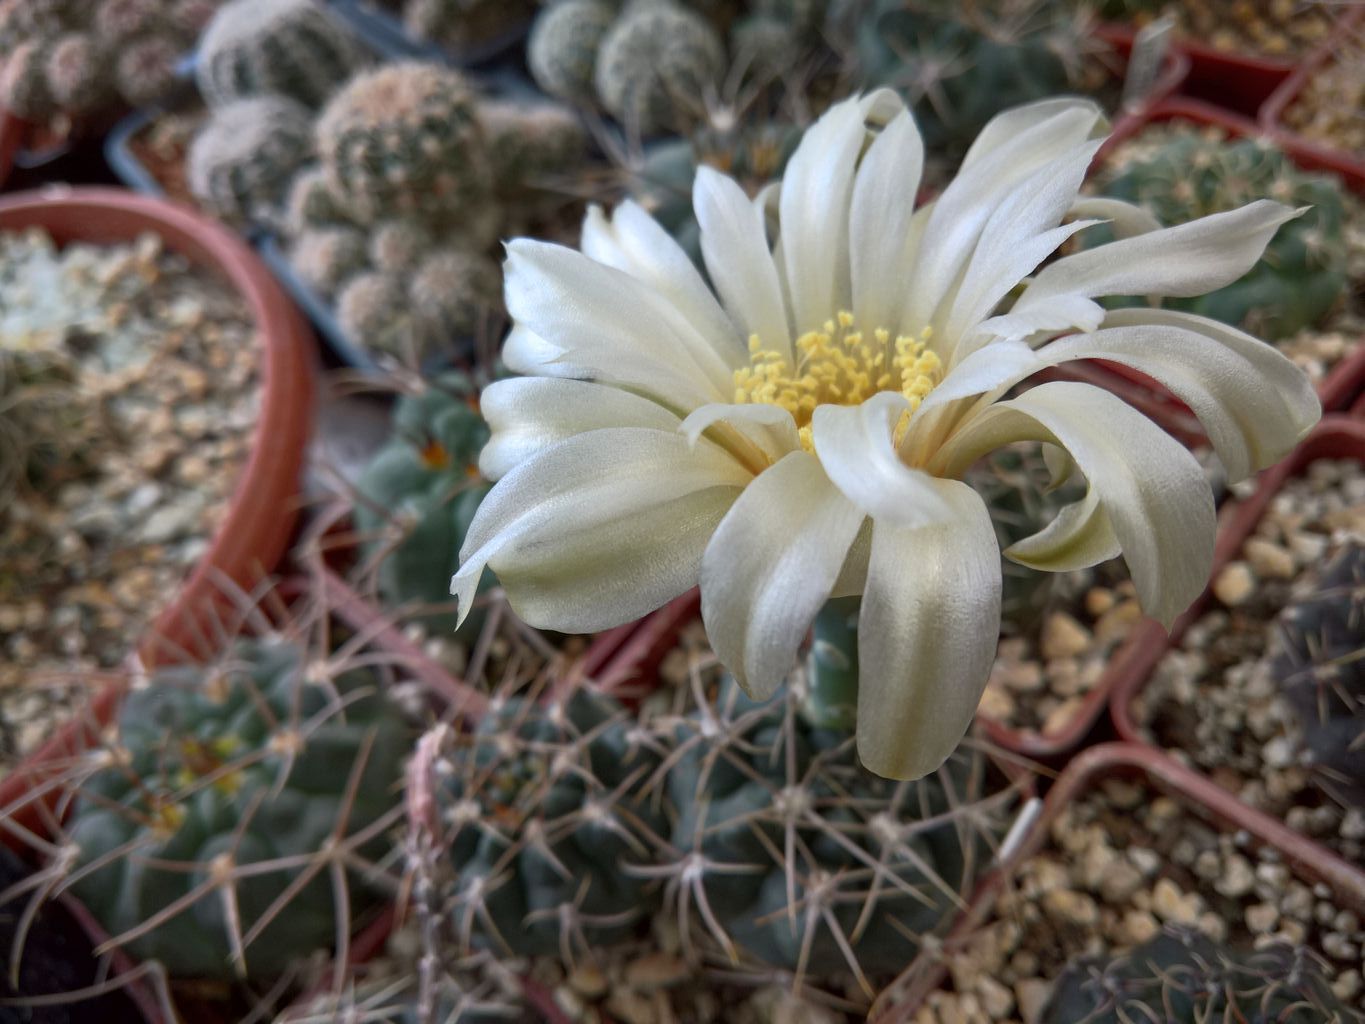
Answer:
[733,313,942,452]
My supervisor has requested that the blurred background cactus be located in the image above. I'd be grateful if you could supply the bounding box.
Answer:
[403,0,538,57]
[186,95,314,226]
[1274,542,1365,810]
[1041,925,1354,1022]
[1094,131,1348,340]
[0,0,220,126]
[64,633,411,979]
[352,372,493,630]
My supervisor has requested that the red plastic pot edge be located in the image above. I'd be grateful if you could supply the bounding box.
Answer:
[1259,7,1365,187]
[1111,413,1365,745]
[0,187,317,668]
[1089,23,1191,120]
[0,109,23,191]
[1094,21,1296,119]
[868,740,1365,1023]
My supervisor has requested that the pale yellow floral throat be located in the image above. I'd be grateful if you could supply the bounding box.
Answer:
[733,311,941,451]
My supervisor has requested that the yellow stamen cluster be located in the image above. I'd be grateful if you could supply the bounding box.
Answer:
[733,311,940,451]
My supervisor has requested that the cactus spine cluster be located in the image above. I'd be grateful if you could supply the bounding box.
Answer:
[1274,542,1365,808]
[1041,926,1356,1022]
[418,685,666,958]
[65,637,410,979]
[0,0,217,122]
[195,0,367,110]
[187,95,314,226]
[1098,133,1348,339]
[527,0,617,107]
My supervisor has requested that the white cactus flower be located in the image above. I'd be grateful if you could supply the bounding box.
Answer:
[452,91,1320,780]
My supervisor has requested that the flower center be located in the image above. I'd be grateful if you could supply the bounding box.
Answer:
[733,311,940,451]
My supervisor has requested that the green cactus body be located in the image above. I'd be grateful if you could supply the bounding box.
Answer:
[284,165,348,234]
[290,225,369,297]
[527,0,616,106]
[1274,542,1365,808]
[1098,134,1347,339]
[171,0,223,37]
[403,0,536,53]
[0,38,58,122]
[433,687,664,957]
[594,1,724,135]
[66,638,409,979]
[353,375,491,630]
[853,3,1076,154]
[478,97,586,195]
[187,96,314,225]
[369,219,434,274]
[659,675,1014,977]
[1041,926,1357,1023]
[314,62,493,228]
[45,33,109,115]
[195,0,366,110]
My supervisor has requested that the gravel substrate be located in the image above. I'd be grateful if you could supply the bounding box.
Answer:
[917,773,1365,1023]
[0,227,259,766]
[1134,460,1365,864]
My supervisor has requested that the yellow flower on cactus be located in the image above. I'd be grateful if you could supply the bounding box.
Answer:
[452,92,1319,780]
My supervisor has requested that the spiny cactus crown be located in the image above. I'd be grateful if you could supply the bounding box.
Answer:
[1041,925,1357,1023]
[187,94,314,226]
[527,0,617,106]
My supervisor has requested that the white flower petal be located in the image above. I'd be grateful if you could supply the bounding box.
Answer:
[940,140,1103,344]
[502,324,589,378]
[901,101,1105,342]
[505,239,735,410]
[695,167,792,359]
[856,479,1000,780]
[1004,482,1123,572]
[935,382,1215,628]
[993,200,1303,338]
[811,393,956,528]
[678,402,802,466]
[700,451,864,700]
[958,97,1106,173]
[452,428,750,632]
[1067,196,1161,239]
[850,108,925,330]
[580,201,739,360]
[778,93,878,333]
[1036,309,1320,482]
[478,377,682,481]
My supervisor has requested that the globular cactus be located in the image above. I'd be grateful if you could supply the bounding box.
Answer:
[403,0,536,54]
[527,0,616,107]
[195,0,366,110]
[1098,133,1348,340]
[409,248,502,341]
[187,95,313,225]
[369,219,434,275]
[594,1,725,135]
[314,62,494,230]
[0,39,58,122]
[94,0,167,42]
[1274,542,1365,809]
[44,33,109,116]
[728,13,801,82]
[336,271,426,361]
[353,372,491,631]
[478,97,586,195]
[1041,926,1356,1023]
[290,225,368,297]
[285,165,348,234]
[0,340,95,512]
[170,0,223,37]
[848,0,1079,155]
[65,637,410,979]
[646,670,1018,985]
[416,684,665,959]
[114,35,183,109]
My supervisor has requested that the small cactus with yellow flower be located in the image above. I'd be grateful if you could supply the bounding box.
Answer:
[64,635,410,979]
[353,371,494,634]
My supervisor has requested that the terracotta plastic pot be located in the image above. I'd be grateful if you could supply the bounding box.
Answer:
[1112,414,1365,745]
[1258,7,1365,187]
[0,109,23,190]
[868,740,1365,1023]
[0,187,317,666]
[1064,98,1365,433]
